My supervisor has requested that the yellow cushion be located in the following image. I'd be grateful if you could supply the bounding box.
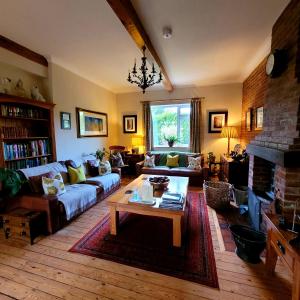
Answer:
[166,155,179,167]
[68,165,86,184]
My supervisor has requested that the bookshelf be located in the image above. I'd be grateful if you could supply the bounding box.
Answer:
[0,93,56,170]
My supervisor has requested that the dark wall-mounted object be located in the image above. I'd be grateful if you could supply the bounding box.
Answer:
[265,49,288,78]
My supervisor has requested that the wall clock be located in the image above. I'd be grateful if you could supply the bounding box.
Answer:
[265,49,287,78]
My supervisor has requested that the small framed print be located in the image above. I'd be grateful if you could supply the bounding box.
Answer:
[123,115,137,133]
[246,108,252,131]
[208,111,228,133]
[60,112,71,130]
[255,106,264,130]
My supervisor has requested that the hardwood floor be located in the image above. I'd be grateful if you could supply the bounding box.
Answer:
[0,181,293,300]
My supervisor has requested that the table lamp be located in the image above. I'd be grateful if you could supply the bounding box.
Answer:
[131,135,143,154]
[221,126,238,155]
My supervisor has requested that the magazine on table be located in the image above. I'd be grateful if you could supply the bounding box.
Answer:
[159,192,184,210]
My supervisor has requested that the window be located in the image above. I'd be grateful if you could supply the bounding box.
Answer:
[151,103,191,148]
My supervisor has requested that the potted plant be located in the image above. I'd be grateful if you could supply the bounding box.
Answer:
[95,148,109,161]
[0,168,24,212]
[164,135,179,147]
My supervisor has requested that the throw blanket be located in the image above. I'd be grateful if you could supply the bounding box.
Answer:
[20,162,67,178]
[58,184,97,220]
[86,173,120,193]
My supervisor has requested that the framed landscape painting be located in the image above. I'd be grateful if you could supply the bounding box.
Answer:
[123,115,137,133]
[208,111,228,133]
[76,107,108,138]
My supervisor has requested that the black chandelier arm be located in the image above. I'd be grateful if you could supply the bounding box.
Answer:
[127,45,163,92]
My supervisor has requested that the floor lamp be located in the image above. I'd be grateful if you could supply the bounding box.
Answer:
[221,126,238,156]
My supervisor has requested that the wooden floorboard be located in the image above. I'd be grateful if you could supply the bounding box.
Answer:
[0,184,293,300]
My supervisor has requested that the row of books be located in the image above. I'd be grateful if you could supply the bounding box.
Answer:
[5,157,50,170]
[3,140,51,160]
[0,104,47,119]
[0,126,29,139]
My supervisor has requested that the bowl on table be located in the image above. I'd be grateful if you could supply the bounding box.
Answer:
[148,176,170,190]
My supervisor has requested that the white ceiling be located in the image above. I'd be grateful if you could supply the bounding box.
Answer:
[0,0,289,93]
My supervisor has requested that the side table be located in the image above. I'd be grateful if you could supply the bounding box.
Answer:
[208,161,221,176]
[264,213,300,300]
[124,153,145,175]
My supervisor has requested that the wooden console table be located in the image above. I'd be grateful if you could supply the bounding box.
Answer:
[265,213,300,300]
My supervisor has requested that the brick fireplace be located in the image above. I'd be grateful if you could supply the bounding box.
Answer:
[244,0,300,223]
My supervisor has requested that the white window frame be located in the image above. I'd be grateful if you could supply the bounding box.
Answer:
[150,101,191,151]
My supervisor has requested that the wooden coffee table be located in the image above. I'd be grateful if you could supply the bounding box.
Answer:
[107,175,189,247]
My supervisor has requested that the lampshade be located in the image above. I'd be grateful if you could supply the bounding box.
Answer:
[221,126,238,138]
[132,135,143,146]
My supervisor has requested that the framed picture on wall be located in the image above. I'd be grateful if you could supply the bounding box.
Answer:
[60,112,71,130]
[123,115,137,133]
[255,106,264,130]
[208,111,228,133]
[76,107,108,138]
[246,108,252,131]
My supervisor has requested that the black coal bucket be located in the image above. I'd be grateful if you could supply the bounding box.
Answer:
[229,224,266,264]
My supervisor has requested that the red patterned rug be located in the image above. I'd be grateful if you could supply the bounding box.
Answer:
[69,192,219,288]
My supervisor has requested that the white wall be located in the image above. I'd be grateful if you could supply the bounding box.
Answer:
[116,83,242,158]
[50,63,118,161]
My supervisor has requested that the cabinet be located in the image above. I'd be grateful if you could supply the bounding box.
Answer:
[0,93,56,170]
[220,154,249,186]
[124,153,144,175]
[265,213,300,300]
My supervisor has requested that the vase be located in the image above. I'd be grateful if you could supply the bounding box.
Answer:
[168,141,174,147]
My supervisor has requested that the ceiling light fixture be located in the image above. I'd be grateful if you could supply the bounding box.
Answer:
[162,27,172,39]
[127,46,163,94]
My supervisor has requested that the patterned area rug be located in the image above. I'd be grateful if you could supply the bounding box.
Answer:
[69,192,219,288]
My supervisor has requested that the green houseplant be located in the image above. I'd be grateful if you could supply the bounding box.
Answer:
[95,148,109,161]
[164,135,179,147]
[0,168,24,211]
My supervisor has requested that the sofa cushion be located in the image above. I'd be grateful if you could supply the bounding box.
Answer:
[166,154,179,167]
[68,165,86,184]
[187,156,202,170]
[87,159,100,177]
[42,173,66,196]
[141,166,171,175]
[111,152,125,167]
[28,171,55,194]
[144,155,155,167]
[58,184,97,220]
[85,173,120,193]
[98,161,112,176]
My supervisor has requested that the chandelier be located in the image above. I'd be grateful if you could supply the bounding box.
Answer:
[127,46,163,93]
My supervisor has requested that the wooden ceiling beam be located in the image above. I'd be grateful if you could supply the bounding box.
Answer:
[0,35,48,67]
[106,0,173,92]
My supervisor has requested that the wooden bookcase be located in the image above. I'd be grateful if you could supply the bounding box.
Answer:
[0,93,56,170]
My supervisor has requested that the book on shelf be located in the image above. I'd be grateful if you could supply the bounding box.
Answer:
[3,139,51,160]
[5,157,50,170]
[0,104,46,119]
[0,126,29,138]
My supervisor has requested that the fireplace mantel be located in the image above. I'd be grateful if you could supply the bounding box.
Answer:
[247,144,300,168]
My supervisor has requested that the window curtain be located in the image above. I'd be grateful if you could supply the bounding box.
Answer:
[143,102,152,151]
[190,98,202,153]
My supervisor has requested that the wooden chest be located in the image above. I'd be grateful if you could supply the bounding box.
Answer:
[0,208,47,244]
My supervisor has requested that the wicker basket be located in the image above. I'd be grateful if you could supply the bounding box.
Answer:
[203,181,233,210]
